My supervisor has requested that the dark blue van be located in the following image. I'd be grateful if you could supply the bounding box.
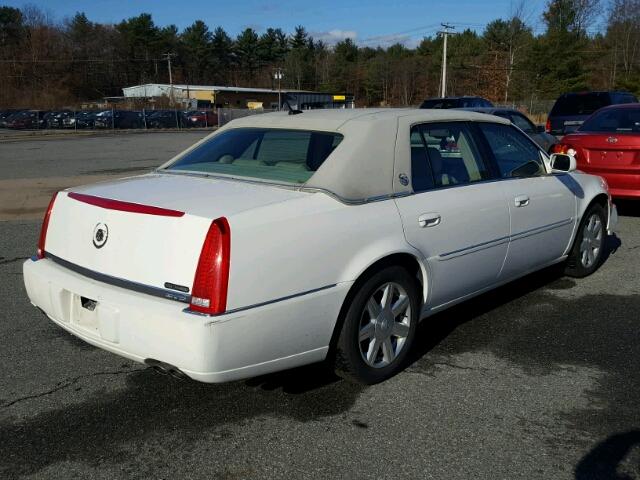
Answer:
[547,91,638,136]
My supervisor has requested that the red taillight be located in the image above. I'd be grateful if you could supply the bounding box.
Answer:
[189,217,231,315]
[37,192,58,259]
[552,143,579,159]
[545,118,551,133]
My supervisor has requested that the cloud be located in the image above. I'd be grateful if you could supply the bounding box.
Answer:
[311,29,358,45]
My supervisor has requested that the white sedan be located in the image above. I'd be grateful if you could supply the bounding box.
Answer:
[23,109,617,384]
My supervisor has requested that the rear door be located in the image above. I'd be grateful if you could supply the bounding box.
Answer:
[475,123,577,278]
[394,122,510,309]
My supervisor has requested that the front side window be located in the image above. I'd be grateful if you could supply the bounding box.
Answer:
[410,122,490,191]
[479,123,545,178]
[165,128,343,184]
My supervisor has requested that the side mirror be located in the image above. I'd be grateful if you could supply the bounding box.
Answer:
[550,153,576,173]
[536,125,545,133]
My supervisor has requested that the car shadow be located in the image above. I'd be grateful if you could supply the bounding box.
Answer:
[407,262,566,366]
[615,200,640,218]
[407,232,621,368]
[575,431,640,480]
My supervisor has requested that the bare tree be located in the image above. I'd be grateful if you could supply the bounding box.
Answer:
[607,0,640,84]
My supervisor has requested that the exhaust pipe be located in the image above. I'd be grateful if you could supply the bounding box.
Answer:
[145,359,189,380]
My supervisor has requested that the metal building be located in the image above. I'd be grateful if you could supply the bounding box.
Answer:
[121,84,354,110]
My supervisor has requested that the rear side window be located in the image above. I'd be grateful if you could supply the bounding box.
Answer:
[410,122,490,192]
[580,107,640,133]
[479,123,545,178]
[550,93,610,116]
[166,128,343,184]
[410,127,435,192]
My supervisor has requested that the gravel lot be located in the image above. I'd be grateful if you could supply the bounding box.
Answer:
[0,132,638,479]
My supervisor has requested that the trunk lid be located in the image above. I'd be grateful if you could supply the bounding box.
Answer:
[566,132,640,169]
[45,173,308,294]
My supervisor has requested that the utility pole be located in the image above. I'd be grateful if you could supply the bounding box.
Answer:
[162,53,176,105]
[274,68,284,110]
[438,24,455,98]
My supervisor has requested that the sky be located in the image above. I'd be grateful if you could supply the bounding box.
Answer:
[4,0,554,47]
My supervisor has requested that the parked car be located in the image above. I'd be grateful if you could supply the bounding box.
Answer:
[73,110,105,129]
[45,110,74,129]
[183,110,217,127]
[460,107,558,152]
[6,110,48,129]
[94,110,144,129]
[420,96,493,109]
[24,109,616,385]
[546,91,638,136]
[552,103,640,199]
[0,109,23,127]
[145,109,186,128]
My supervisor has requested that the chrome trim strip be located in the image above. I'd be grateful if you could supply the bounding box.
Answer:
[437,218,573,259]
[438,236,510,259]
[183,283,338,317]
[45,253,191,304]
[510,218,573,241]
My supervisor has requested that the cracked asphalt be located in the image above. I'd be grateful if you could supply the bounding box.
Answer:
[1,133,639,479]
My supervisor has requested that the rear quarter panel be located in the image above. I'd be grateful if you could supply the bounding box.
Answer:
[226,193,417,312]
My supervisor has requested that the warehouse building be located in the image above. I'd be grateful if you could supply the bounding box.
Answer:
[121,84,354,110]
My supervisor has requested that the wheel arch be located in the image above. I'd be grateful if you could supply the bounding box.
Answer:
[327,251,427,358]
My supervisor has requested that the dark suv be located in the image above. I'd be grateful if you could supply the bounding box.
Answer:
[546,91,638,136]
[420,96,493,109]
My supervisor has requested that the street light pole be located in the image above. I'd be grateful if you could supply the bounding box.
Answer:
[274,68,283,110]
[163,53,176,105]
[438,24,455,98]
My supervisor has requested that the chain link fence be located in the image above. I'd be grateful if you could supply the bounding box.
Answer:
[0,107,219,133]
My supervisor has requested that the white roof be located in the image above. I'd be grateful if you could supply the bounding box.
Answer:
[220,108,511,202]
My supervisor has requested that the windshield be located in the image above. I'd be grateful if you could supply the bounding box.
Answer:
[164,128,344,184]
[551,93,610,116]
[579,107,640,133]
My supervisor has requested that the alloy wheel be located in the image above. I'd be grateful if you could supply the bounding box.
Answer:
[358,282,411,368]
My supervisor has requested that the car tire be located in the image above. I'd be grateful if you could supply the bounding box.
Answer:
[564,203,607,278]
[333,265,420,384]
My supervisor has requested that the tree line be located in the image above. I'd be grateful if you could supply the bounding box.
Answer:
[0,0,638,111]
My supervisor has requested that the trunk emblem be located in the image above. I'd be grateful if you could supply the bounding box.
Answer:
[93,223,109,249]
[606,137,618,144]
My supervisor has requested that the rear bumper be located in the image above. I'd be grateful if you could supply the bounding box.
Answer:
[23,257,350,382]
[609,188,640,200]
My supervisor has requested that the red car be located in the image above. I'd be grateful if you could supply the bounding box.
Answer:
[552,104,640,199]
[184,110,217,127]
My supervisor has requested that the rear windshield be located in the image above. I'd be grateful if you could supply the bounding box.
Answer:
[550,93,610,116]
[579,107,640,133]
[165,128,344,184]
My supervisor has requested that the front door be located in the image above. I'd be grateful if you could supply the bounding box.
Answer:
[475,122,577,278]
[394,122,511,310]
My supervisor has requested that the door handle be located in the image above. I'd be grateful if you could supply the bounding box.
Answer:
[418,213,441,228]
[514,195,530,207]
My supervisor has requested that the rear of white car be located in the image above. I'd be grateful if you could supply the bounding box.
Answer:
[23,178,354,381]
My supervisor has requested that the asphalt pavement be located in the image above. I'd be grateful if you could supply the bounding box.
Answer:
[0,133,638,479]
